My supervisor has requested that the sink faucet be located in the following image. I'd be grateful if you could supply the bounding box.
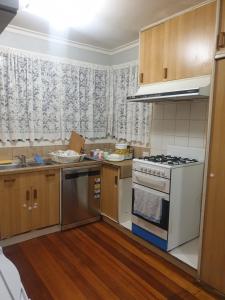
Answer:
[16,155,27,166]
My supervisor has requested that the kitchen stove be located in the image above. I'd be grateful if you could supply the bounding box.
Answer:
[131,149,204,251]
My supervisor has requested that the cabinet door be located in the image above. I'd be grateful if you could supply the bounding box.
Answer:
[200,59,225,294]
[139,23,166,84]
[101,165,118,221]
[31,170,60,230]
[43,170,60,226]
[0,174,31,239]
[217,0,225,50]
[165,1,216,80]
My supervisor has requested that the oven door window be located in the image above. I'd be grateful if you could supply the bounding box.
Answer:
[132,184,169,230]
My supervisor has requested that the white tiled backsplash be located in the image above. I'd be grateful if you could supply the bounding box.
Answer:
[150,101,208,155]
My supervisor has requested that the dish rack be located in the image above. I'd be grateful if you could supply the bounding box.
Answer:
[49,153,86,164]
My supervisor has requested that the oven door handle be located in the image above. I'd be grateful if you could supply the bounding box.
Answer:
[134,174,166,189]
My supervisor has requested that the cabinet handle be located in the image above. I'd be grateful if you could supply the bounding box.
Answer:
[4,178,16,183]
[33,189,37,200]
[217,32,225,48]
[139,73,144,84]
[163,68,168,79]
[45,173,55,177]
[115,176,118,186]
[26,190,30,201]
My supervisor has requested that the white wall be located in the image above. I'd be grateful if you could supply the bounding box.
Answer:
[0,30,110,65]
[109,45,139,65]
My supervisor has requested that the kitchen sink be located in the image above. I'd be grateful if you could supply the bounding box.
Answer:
[26,160,56,167]
[0,160,57,170]
[0,163,22,170]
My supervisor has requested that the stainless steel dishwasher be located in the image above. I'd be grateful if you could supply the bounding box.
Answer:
[61,164,101,230]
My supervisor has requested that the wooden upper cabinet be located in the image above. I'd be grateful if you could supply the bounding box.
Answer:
[139,22,166,84]
[165,1,216,80]
[217,0,225,50]
[200,58,225,295]
[139,1,216,84]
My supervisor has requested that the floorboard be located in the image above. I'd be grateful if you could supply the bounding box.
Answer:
[3,221,221,300]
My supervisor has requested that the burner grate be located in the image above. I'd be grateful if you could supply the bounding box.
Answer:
[141,155,198,165]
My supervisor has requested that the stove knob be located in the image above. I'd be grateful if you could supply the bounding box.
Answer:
[161,172,165,177]
[157,171,160,176]
[152,170,156,175]
[140,167,143,172]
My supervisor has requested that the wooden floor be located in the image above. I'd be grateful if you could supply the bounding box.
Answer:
[4,221,220,300]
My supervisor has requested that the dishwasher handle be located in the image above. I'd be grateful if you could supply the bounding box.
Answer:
[62,165,101,180]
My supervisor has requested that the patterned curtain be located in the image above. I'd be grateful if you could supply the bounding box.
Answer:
[60,64,109,140]
[0,48,109,142]
[109,62,151,145]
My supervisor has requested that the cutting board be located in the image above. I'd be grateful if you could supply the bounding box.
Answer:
[68,131,85,154]
[0,160,13,165]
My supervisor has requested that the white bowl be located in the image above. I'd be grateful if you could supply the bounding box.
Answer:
[107,154,125,161]
[115,143,128,150]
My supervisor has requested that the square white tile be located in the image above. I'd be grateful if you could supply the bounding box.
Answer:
[164,103,176,119]
[153,103,164,120]
[175,120,190,137]
[189,120,207,138]
[190,101,208,120]
[151,134,163,149]
[163,120,176,136]
[176,102,191,120]
[174,136,189,147]
[188,137,205,148]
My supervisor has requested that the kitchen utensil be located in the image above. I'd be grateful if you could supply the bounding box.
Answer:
[68,131,85,154]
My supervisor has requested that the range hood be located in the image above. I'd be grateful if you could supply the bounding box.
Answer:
[0,0,18,34]
[127,75,211,103]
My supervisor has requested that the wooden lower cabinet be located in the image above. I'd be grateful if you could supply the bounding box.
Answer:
[101,165,119,222]
[200,59,225,295]
[0,170,60,239]
[31,170,60,230]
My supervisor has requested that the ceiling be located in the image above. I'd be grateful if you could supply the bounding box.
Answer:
[11,0,207,51]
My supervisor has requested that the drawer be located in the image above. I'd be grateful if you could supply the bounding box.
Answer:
[0,173,29,190]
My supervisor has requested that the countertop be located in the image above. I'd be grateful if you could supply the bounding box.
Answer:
[102,159,133,178]
[0,158,133,178]
[102,159,132,168]
[0,159,101,176]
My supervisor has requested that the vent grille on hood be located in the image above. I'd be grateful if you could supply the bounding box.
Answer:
[127,75,211,103]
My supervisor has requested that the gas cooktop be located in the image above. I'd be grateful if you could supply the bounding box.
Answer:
[139,155,198,166]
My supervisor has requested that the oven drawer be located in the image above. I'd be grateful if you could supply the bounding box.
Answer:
[133,171,170,193]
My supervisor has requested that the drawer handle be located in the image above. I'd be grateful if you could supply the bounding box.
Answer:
[26,190,30,201]
[163,67,168,79]
[139,73,144,84]
[4,179,16,183]
[33,189,37,200]
[217,32,225,48]
[46,174,55,177]
[115,176,118,186]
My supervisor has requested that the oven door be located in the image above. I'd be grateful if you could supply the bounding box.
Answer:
[132,183,169,230]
